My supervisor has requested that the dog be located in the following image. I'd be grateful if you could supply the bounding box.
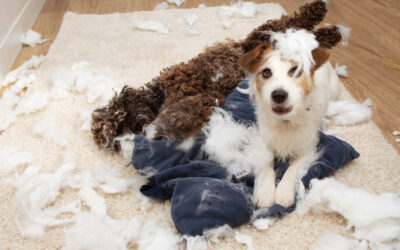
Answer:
[238,38,342,208]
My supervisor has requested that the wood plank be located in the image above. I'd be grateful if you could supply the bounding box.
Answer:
[8,0,400,152]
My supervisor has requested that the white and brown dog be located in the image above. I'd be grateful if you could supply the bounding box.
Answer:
[239,38,342,208]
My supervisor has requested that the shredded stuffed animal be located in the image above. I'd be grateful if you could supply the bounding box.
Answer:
[91,0,342,151]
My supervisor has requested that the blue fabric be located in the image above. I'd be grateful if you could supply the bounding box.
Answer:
[132,79,360,236]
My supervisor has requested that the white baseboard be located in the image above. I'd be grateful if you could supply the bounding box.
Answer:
[0,0,46,78]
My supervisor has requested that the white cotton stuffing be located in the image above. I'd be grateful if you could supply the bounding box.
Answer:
[198,4,206,8]
[138,220,182,250]
[113,133,135,160]
[234,231,255,250]
[392,131,400,136]
[252,217,275,230]
[335,63,348,78]
[20,29,48,47]
[0,146,34,175]
[1,55,45,88]
[79,109,93,131]
[132,20,169,34]
[298,178,400,248]
[63,212,144,250]
[310,232,368,250]
[33,115,67,146]
[267,28,319,84]
[5,152,76,239]
[79,171,108,216]
[202,109,272,178]
[14,91,50,115]
[396,138,400,143]
[219,1,259,29]
[166,0,186,6]
[203,224,233,243]
[94,164,136,194]
[336,24,351,46]
[0,55,45,131]
[326,99,372,125]
[184,235,209,250]
[176,136,195,152]
[184,14,198,26]
[154,1,169,10]
[50,68,75,99]
[51,61,118,104]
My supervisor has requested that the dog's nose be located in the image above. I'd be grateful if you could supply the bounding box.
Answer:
[271,89,288,104]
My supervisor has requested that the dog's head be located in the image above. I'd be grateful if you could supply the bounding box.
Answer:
[239,43,329,120]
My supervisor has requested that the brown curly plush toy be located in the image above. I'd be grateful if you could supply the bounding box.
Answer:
[91,0,342,151]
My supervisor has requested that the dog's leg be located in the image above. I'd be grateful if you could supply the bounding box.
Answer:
[154,94,219,140]
[275,152,318,207]
[254,161,276,208]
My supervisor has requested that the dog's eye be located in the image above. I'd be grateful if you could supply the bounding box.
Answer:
[288,66,301,77]
[262,68,272,79]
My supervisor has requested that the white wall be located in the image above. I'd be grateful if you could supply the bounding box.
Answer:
[0,0,46,78]
[0,0,28,42]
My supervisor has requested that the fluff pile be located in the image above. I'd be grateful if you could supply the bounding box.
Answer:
[219,1,259,29]
[326,99,372,125]
[298,178,400,249]
[0,55,45,131]
[20,30,48,47]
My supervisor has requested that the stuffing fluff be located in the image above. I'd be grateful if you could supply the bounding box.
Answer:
[166,0,186,6]
[298,178,400,248]
[184,14,198,26]
[252,217,275,230]
[0,146,34,175]
[94,164,136,194]
[202,109,272,178]
[33,116,67,146]
[335,63,348,78]
[184,235,208,250]
[267,28,319,84]
[203,224,234,243]
[1,55,45,88]
[14,91,50,115]
[113,133,135,160]
[132,20,169,34]
[6,152,76,239]
[63,212,143,250]
[310,232,368,250]
[20,30,48,47]
[326,99,372,125]
[234,231,255,250]
[80,109,93,131]
[336,24,351,46]
[393,131,400,136]
[79,171,107,216]
[138,220,182,250]
[51,62,117,104]
[218,1,259,29]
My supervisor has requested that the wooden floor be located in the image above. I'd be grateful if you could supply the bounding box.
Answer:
[10,0,400,152]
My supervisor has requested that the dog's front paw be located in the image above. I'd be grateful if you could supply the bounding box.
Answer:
[275,182,295,208]
[254,184,275,208]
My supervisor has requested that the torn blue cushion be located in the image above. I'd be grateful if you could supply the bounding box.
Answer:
[132,79,360,236]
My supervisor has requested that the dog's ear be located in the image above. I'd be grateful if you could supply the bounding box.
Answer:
[312,47,330,69]
[238,43,271,73]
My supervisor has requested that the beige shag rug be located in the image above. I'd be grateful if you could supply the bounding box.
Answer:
[1,3,399,249]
